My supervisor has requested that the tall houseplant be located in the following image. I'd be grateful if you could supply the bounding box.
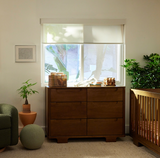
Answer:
[121,53,160,89]
[17,79,39,113]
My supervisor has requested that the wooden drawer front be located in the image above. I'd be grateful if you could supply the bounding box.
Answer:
[50,102,87,119]
[87,102,123,118]
[50,119,86,136]
[87,88,124,101]
[50,88,86,102]
[87,119,123,135]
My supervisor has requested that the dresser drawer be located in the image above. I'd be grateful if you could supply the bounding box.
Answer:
[87,119,123,135]
[87,88,124,101]
[50,88,86,102]
[87,102,123,118]
[50,119,86,136]
[50,102,86,119]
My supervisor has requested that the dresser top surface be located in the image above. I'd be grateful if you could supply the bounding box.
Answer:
[46,86,125,89]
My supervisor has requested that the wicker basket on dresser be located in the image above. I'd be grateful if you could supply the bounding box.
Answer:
[45,86,125,143]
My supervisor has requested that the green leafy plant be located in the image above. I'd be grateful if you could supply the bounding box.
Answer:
[17,79,39,104]
[121,53,160,89]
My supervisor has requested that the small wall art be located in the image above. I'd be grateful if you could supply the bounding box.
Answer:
[15,45,36,63]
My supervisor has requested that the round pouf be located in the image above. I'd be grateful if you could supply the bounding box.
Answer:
[20,124,45,150]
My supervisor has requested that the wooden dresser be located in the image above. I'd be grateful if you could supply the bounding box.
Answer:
[45,86,125,143]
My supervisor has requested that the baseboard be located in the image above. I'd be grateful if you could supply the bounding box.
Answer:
[19,125,129,136]
[125,124,129,135]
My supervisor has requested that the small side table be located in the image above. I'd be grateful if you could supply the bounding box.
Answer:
[19,111,37,126]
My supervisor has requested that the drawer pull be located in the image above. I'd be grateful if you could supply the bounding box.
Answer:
[115,88,118,91]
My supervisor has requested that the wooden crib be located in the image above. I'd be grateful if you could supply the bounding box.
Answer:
[130,89,160,155]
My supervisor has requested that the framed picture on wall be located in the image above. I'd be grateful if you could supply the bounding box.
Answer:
[15,45,36,63]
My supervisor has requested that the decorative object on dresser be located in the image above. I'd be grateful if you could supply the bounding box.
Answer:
[45,86,125,143]
[74,77,97,87]
[49,72,67,87]
[90,81,102,87]
[103,78,116,86]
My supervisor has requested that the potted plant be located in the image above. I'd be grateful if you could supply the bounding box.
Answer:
[17,79,39,113]
[121,53,160,89]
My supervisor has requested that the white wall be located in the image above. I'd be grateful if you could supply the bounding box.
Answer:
[0,0,160,133]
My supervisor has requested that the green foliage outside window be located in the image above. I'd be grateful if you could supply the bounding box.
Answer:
[45,45,69,79]
[121,53,160,89]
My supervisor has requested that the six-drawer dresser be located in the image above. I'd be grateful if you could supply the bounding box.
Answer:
[45,86,125,143]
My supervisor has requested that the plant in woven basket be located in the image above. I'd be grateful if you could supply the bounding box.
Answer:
[121,53,160,89]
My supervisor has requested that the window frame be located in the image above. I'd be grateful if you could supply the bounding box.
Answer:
[40,19,126,87]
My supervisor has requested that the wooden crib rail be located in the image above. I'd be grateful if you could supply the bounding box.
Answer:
[130,89,160,147]
[131,89,160,99]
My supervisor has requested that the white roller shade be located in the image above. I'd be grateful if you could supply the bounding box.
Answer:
[84,25,123,43]
[43,24,83,43]
[42,23,124,44]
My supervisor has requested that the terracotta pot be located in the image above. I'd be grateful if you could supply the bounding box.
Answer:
[23,104,31,113]
[19,111,37,126]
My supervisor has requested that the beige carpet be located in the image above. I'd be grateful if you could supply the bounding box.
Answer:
[0,136,160,158]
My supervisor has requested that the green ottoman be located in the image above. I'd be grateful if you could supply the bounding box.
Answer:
[20,124,45,150]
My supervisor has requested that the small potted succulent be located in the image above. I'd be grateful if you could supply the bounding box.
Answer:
[17,79,39,113]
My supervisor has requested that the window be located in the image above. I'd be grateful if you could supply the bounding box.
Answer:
[44,44,81,82]
[41,19,125,86]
